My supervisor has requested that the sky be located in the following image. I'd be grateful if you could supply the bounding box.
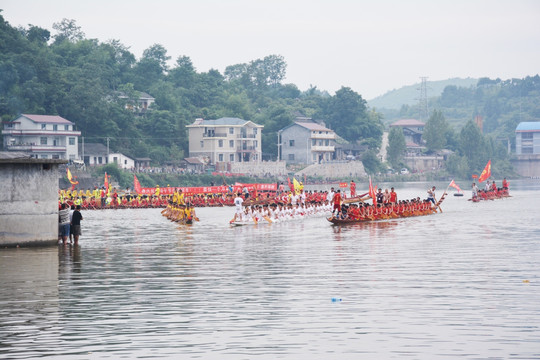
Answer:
[2,0,539,100]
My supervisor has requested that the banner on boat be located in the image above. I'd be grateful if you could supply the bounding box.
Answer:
[137,183,277,196]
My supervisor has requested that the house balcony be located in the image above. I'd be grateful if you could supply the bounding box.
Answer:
[237,133,256,139]
[203,132,228,138]
[6,144,67,152]
[311,133,335,140]
[2,129,81,136]
[311,145,335,152]
[237,145,257,152]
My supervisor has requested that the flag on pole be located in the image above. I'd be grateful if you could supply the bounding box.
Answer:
[478,160,491,183]
[66,168,78,185]
[448,179,462,193]
[104,172,109,192]
[287,177,294,192]
[133,175,141,194]
[369,176,377,205]
[293,178,301,195]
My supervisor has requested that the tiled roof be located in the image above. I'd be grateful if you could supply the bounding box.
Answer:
[390,119,425,127]
[20,114,74,124]
[295,121,333,132]
[516,122,540,132]
[191,117,250,126]
[184,157,203,164]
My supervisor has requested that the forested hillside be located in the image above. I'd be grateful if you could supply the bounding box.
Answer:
[0,13,383,164]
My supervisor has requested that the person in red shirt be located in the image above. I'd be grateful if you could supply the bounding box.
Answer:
[389,187,397,204]
[350,180,356,197]
[332,190,342,215]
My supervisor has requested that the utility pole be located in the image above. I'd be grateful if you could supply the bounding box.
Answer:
[106,137,110,164]
[418,76,429,121]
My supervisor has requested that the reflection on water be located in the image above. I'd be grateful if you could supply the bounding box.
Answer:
[1,180,540,359]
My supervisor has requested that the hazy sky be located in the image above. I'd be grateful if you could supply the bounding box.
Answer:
[2,0,539,99]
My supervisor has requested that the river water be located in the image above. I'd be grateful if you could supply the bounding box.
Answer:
[1,180,539,359]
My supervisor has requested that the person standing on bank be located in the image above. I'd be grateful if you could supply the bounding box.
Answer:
[71,205,83,245]
[58,203,71,245]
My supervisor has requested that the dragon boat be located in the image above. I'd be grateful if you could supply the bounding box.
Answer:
[328,192,447,225]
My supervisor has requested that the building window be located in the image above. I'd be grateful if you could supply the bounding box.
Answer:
[53,124,58,131]
[288,154,295,160]
[41,124,46,130]
[325,139,329,146]
[230,154,234,162]
[98,157,103,164]
[229,140,234,148]
[52,155,60,159]
[219,154,224,162]
[254,140,258,148]
[40,137,47,145]
[312,139,316,146]
[289,140,295,147]
[522,147,533,154]
[65,125,69,130]
[218,140,224,147]
[113,156,118,163]
[229,127,234,134]
[253,128,258,135]
[522,132,533,140]
[41,155,48,159]
[200,141,204,148]
[69,137,75,145]
[124,160,128,165]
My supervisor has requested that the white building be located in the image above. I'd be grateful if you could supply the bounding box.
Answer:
[187,117,263,166]
[108,153,134,170]
[278,119,336,164]
[2,114,81,160]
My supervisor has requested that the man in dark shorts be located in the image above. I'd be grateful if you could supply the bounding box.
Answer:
[71,205,83,244]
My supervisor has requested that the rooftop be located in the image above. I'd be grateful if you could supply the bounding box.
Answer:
[18,114,74,125]
[516,122,540,132]
[0,151,67,164]
[390,119,426,127]
[295,121,333,132]
[189,117,261,127]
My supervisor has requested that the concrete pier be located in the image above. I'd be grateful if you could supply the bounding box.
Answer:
[0,152,66,247]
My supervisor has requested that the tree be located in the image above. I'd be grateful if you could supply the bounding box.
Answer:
[458,120,486,175]
[386,127,406,168]
[52,19,85,43]
[361,149,383,174]
[423,110,448,152]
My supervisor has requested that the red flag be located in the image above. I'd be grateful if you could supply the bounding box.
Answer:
[104,172,109,191]
[133,175,142,194]
[369,176,376,204]
[478,160,491,183]
[449,179,462,193]
[287,177,294,192]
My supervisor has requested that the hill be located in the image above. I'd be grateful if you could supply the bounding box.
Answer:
[368,77,478,110]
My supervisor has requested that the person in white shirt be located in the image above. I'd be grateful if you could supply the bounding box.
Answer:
[230,193,244,223]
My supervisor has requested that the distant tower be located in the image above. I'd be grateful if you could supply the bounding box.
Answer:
[418,76,429,120]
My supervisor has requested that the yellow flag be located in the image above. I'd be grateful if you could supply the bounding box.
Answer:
[293,178,301,195]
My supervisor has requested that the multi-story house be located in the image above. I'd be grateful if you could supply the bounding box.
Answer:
[2,114,81,160]
[187,117,263,165]
[278,119,336,164]
[389,119,425,147]
[516,122,540,154]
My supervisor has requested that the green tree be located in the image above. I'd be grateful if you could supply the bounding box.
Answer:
[386,127,406,168]
[361,149,383,174]
[52,18,85,43]
[423,110,449,152]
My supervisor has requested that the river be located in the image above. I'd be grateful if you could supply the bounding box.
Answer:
[1,180,539,359]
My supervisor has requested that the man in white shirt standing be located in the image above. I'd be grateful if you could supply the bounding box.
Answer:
[230,193,244,223]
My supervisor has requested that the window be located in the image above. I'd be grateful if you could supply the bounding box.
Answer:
[40,137,47,145]
[289,140,295,147]
[288,154,295,160]
[218,140,223,147]
[41,155,48,159]
[219,154,224,162]
[254,140,258,148]
[113,157,118,163]
[65,125,70,130]
[230,154,234,162]
[325,139,329,146]
[229,127,234,134]
[200,141,204,148]
[229,140,234,148]
[52,155,60,159]
[253,128,258,135]
[124,160,128,165]
[98,157,103,164]
[522,132,533,140]
[41,124,46,130]
[312,139,316,146]
[53,124,58,131]
[69,137,76,145]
